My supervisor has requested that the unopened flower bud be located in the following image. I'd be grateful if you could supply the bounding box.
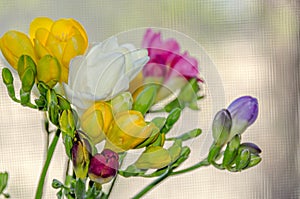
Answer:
[37,55,61,88]
[235,149,251,171]
[133,85,157,115]
[81,101,113,144]
[222,135,240,167]
[59,109,75,137]
[227,96,258,139]
[110,92,133,114]
[212,109,232,146]
[72,133,91,179]
[105,110,159,152]
[88,149,119,184]
[134,146,171,169]
[2,68,13,85]
[0,31,36,70]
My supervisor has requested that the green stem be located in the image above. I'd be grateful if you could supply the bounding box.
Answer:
[35,129,61,199]
[132,168,171,199]
[170,158,210,176]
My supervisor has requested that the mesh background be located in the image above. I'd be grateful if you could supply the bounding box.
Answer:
[0,0,299,198]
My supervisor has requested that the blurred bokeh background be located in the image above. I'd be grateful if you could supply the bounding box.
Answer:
[0,0,299,198]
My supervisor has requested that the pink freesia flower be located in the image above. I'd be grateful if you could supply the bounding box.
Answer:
[141,29,202,100]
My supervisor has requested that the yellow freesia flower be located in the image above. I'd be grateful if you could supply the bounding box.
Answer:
[81,101,113,145]
[105,110,159,152]
[29,17,88,82]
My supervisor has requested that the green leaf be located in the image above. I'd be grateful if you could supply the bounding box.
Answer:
[0,172,8,194]
[75,179,86,199]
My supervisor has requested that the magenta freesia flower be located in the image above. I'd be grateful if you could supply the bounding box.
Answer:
[88,149,119,184]
[141,29,202,100]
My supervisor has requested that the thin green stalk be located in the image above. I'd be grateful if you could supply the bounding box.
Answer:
[170,158,210,176]
[35,129,61,199]
[132,168,171,199]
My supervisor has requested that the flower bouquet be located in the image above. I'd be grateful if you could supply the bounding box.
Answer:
[0,17,261,199]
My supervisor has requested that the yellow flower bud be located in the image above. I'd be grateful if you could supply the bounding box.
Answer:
[37,55,61,88]
[0,31,36,70]
[81,102,113,144]
[105,110,159,152]
[30,17,88,83]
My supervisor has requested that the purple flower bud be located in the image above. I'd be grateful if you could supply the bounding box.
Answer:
[88,149,119,184]
[227,96,259,138]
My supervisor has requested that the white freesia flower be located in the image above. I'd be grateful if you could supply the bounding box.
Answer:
[64,37,149,111]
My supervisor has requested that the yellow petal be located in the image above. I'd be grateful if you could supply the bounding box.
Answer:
[61,33,86,67]
[70,19,88,45]
[34,38,51,59]
[29,17,53,43]
[35,28,51,46]
[0,31,36,69]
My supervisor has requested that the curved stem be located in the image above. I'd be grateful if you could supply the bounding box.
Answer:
[35,129,61,199]
[132,168,171,199]
[170,158,210,176]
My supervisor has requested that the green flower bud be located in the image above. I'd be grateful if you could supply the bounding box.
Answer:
[235,149,251,171]
[17,55,36,80]
[246,154,262,169]
[48,102,60,125]
[161,108,181,134]
[21,68,35,92]
[133,85,157,115]
[37,55,61,88]
[59,109,75,137]
[134,146,171,169]
[57,94,71,110]
[212,109,232,146]
[110,92,133,114]
[46,89,58,106]
[207,143,222,163]
[222,135,241,167]
[37,82,49,96]
[2,68,13,85]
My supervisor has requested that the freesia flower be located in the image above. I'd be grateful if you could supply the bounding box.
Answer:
[81,101,113,144]
[29,17,88,83]
[0,17,88,85]
[64,37,149,111]
[88,149,119,184]
[104,110,159,152]
[141,28,202,100]
[227,96,259,140]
